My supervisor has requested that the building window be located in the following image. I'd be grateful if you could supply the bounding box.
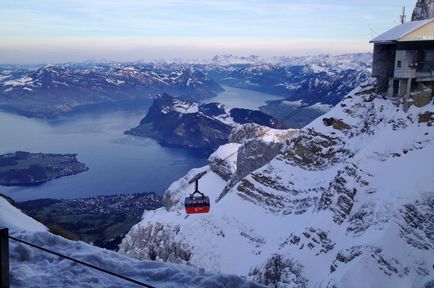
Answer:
[418,50,434,72]
[397,61,401,68]
[423,51,434,72]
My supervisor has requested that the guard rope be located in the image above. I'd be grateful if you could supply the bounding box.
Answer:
[8,235,156,288]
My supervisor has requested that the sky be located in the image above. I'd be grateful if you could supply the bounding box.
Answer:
[0,0,417,64]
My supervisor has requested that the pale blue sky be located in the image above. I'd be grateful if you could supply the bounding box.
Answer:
[0,0,416,63]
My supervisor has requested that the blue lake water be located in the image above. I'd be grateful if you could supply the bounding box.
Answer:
[0,110,208,201]
[203,85,285,109]
[0,87,286,201]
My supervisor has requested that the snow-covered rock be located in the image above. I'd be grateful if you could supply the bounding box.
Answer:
[119,82,434,287]
[0,196,47,233]
[232,139,283,186]
[229,123,297,144]
[0,196,261,287]
[208,143,241,181]
[412,0,434,21]
[226,124,298,186]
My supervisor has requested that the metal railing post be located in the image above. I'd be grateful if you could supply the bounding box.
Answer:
[0,228,9,288]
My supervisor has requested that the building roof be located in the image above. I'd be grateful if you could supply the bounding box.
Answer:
[370,19,434,44]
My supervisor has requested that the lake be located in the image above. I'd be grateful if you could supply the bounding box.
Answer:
[203,85,285,109]
[0,86,286,201]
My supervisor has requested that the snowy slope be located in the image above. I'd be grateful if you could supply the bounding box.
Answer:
[0,197,47,232]
[119,83,434,287]
[0,197,262,287]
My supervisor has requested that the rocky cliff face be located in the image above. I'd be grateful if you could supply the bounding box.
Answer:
[119,82,434,287]
[412,0,434,20]
[125,94,285,153]
[227,124,298,187]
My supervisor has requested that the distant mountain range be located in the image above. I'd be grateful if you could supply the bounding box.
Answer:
[0,64,222,118]
[201,53,372,105]
[0,53,371,122]
[130,53,372,127]
[194,53,372,127]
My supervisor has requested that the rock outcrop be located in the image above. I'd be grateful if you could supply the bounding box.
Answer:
[411,85,433,108]
[412,0,434,20]
[322,117,351,130]
[208,143,241,181]
[126,94,285,153]
[232,139,283,185]
[229,123,296,143]
[225,124,298,190]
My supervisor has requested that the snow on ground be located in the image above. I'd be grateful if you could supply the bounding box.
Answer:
[105,78,125,85]
[260,127,299,143]
[272,82,301,91]
[309,64,330,74]
[0,197,262,287]
[280,100,304,107]
[173,99,199,114]
[0,198,47,232]
[213,105,237,126]
[4,77,33,87]
[120,84,434,287]
[308,102,333,113]
[0,74,11,81]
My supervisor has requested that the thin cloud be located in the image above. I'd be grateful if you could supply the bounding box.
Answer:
[0,0,416,63]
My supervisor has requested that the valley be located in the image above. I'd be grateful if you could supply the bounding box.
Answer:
[17,192,162,250]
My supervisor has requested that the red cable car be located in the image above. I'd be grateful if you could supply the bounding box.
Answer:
[184,171,210,214]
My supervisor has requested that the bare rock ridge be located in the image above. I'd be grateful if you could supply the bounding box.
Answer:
[412,0,434,20]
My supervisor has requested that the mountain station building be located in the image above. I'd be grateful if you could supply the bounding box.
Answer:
[370,18,434,109]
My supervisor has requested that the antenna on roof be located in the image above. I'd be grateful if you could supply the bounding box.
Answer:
[368,26,379,37]
[400,6,406,24]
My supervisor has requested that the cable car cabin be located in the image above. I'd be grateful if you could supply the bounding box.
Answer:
[184,171,210,214]
[184,192,210,214]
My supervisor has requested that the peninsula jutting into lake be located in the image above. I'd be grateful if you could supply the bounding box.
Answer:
[0,151,88,186]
